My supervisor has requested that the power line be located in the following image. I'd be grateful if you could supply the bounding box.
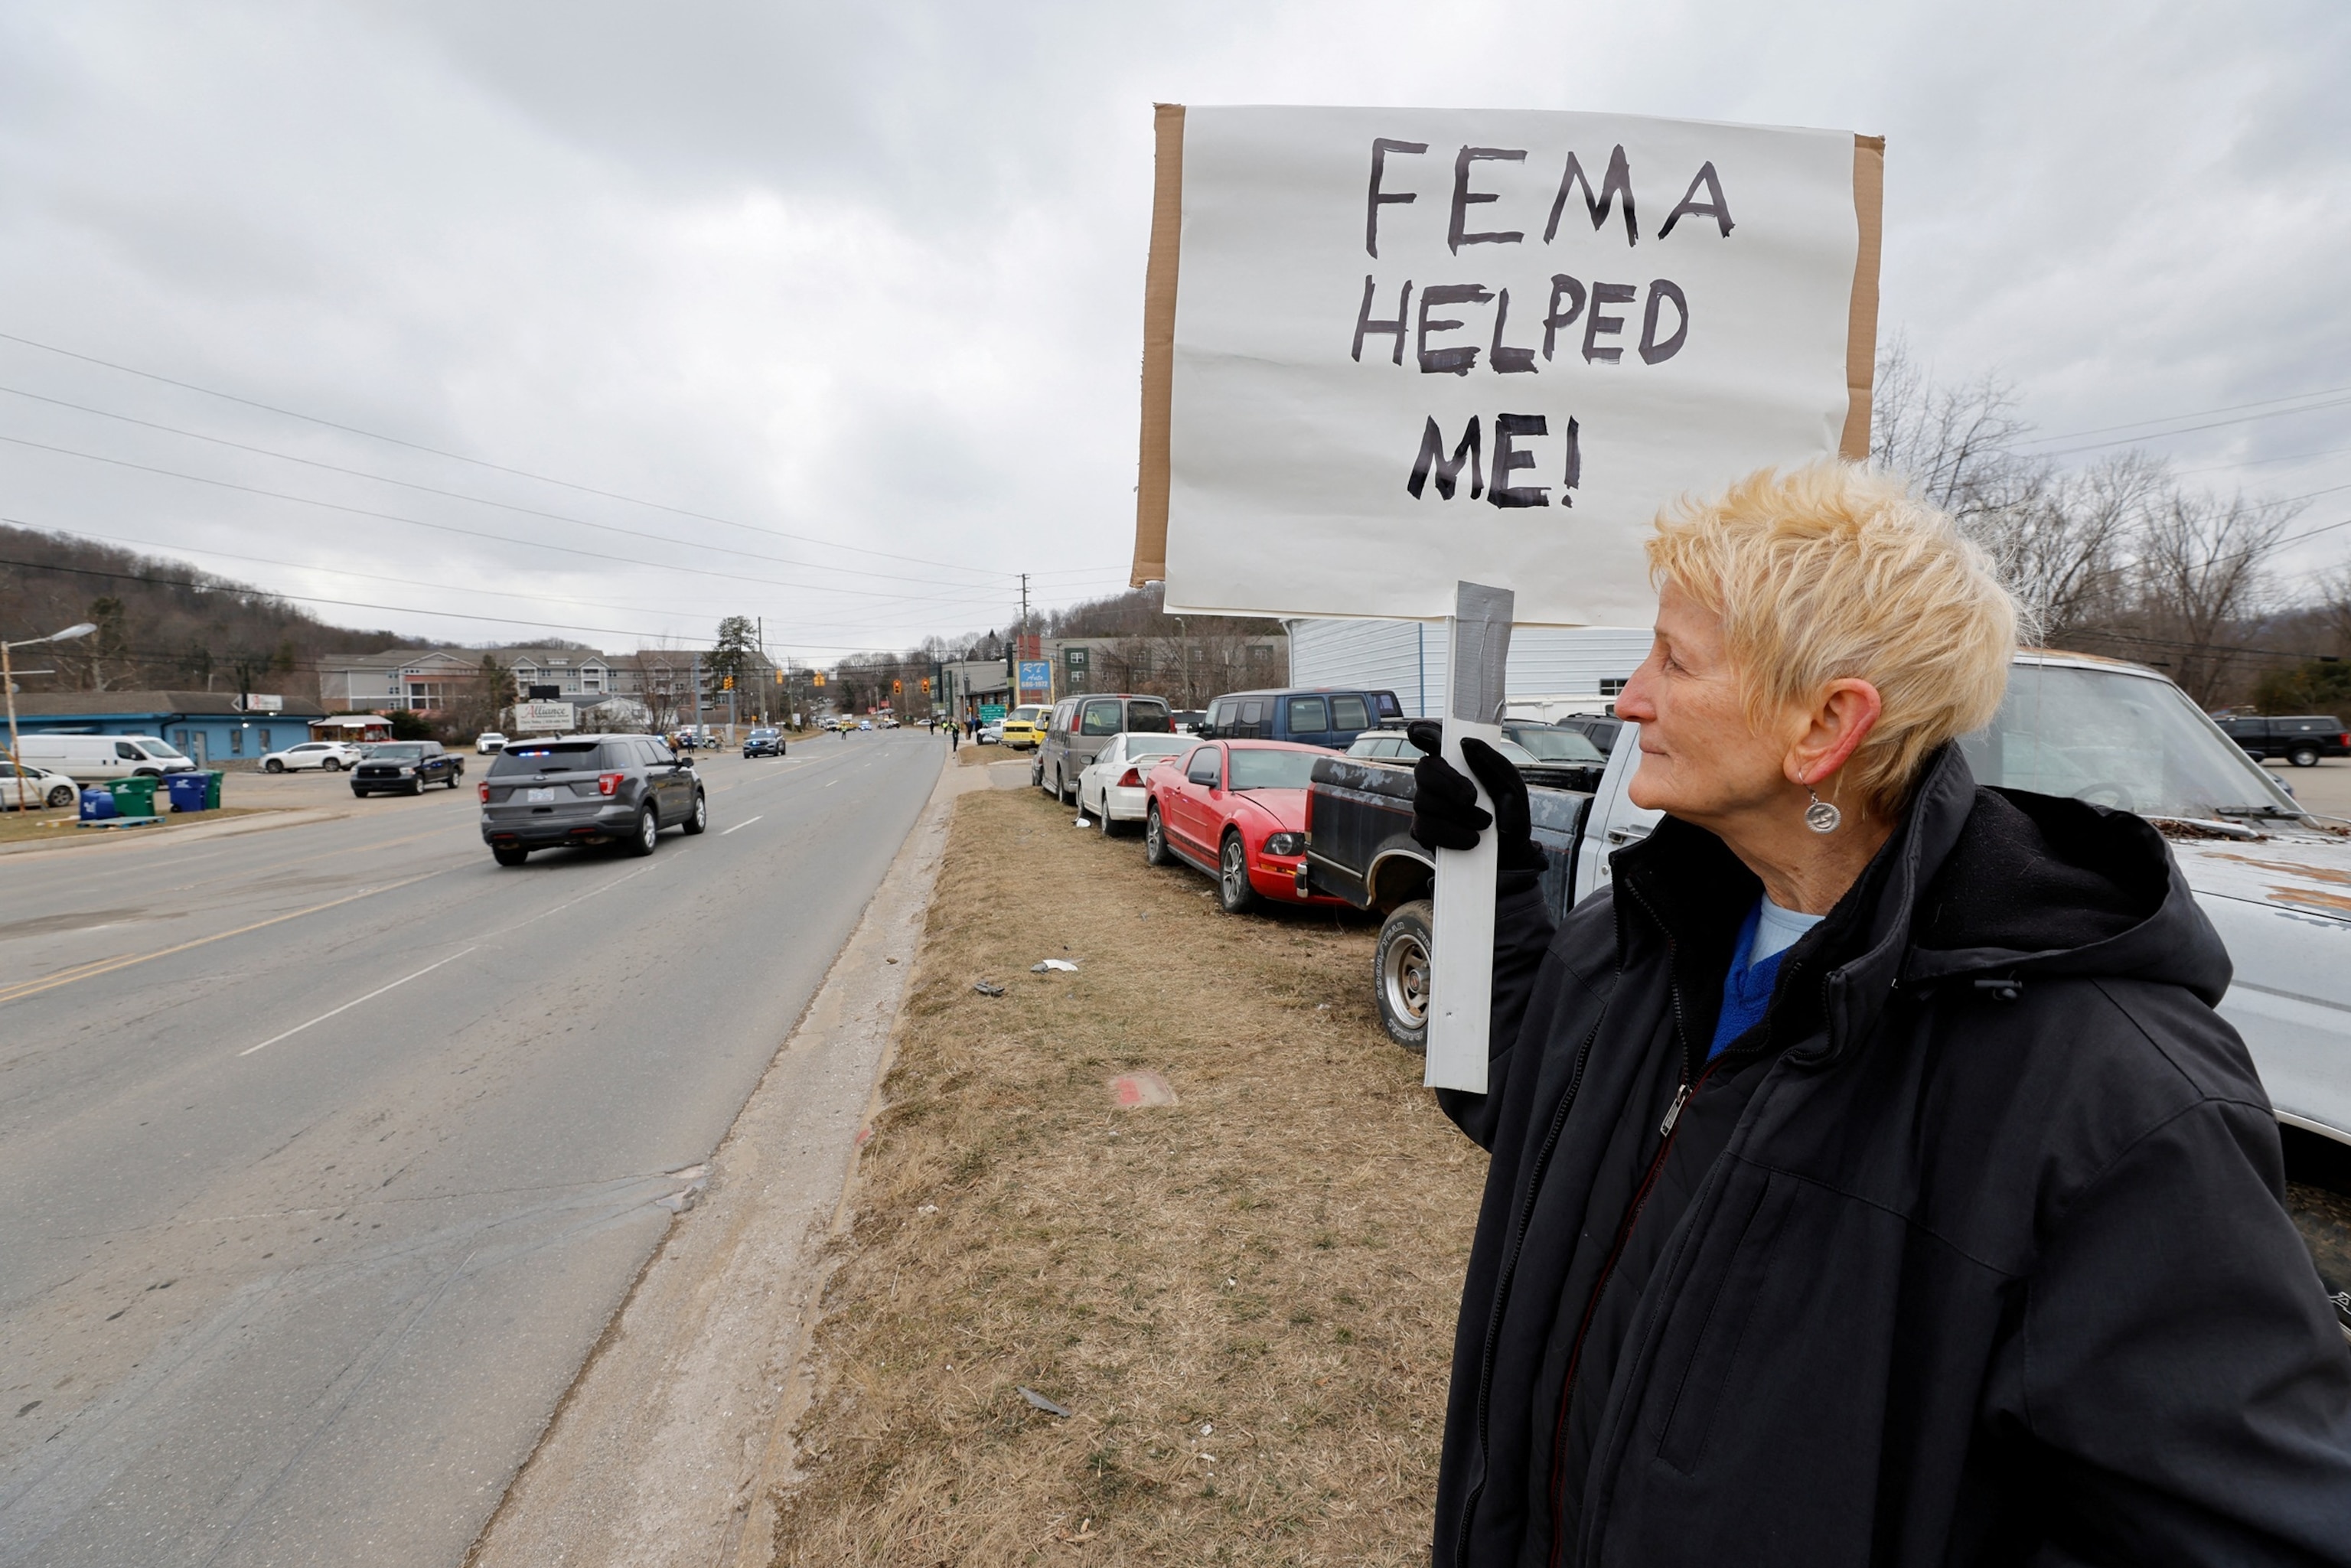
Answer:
[2023,394,2351,460]
[0,329,1000,577]
[0,437,1031,611]
[2015,380,2351,447]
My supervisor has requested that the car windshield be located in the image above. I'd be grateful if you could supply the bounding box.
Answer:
[1957,661,2303,820]
[139,738,185,758]
[1125,735,1187,760]
[1508,726,1606,763]
[373,743,426,761]
[1227,748,1322,791]
[1495,738,1540,766]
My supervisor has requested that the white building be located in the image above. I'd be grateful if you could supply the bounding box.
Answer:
[1283,620,1652,718]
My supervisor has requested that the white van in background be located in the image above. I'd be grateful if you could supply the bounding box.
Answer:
[15,734,200,781]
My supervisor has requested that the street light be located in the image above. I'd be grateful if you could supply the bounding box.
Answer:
[5,621,97,813]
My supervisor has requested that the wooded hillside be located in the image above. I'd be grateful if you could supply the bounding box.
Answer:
[0,523,418,696]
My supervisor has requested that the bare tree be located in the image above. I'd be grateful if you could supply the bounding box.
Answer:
[2126,491,2299,706]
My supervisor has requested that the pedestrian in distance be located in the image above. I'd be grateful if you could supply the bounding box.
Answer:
[1412,463,2351,1566]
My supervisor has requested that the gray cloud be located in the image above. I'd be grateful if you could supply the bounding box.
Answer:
[0,0,2342,654]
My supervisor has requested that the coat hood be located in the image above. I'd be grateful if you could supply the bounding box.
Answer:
[1616,745,2234,1065]
[1899,756,2232,1008]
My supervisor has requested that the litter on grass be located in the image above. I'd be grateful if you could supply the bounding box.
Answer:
[1074,816,1091,828]
[1032,959,1079,973]
[973,980,1006,997]
[1017,1386,1072,1418]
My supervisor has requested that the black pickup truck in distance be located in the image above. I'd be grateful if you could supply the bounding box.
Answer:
[1304,753,1593,1051]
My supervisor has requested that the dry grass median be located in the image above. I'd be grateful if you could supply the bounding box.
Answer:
[769,786,1488,1566]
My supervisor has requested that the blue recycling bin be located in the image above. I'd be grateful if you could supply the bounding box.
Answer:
[79,787,117,821]
[167,774,210,813]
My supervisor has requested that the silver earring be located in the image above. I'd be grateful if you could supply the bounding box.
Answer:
[1804,790,1841,834]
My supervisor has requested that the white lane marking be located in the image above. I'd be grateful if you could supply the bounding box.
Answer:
[825,780,839,788]
[720,816,763,836]
[239,947,480,1057]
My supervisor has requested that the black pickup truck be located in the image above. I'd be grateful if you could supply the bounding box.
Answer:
[1305,751,1597,1051]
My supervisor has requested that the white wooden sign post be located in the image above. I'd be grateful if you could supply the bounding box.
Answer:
[1130,105,1882,1091]
[1427,581,1514,1091]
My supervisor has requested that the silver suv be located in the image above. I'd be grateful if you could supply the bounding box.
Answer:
[479,734,706,866]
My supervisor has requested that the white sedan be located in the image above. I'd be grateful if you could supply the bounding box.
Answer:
[261,740,364,774]
[1,760,79,810]
[1075,732,1192,834]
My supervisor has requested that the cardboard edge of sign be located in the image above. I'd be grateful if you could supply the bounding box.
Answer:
[1128,112,1888,592]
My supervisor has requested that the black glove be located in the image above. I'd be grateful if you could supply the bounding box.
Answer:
[1407,721,1546,875]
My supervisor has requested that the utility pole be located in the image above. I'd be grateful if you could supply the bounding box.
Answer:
[691,651,703,736]
[1020,572,1030,636]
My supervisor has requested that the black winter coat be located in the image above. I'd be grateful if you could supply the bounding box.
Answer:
[1432,745,2351,1566]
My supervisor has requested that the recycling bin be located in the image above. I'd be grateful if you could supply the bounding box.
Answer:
[107,777,158,817]
[167,774,210,813]
[204,770,223,810]
[79,787,117,821]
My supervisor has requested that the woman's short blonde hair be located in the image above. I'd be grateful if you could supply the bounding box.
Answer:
[1645,462,2017,810]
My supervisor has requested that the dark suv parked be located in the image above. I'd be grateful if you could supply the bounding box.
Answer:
[479,734,707,865]
[2218,714,2351,768]
[1035,693,1174,801]
[351,742,465,796]
[1197,687,1402,750]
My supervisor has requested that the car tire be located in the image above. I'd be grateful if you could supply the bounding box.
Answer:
[682,791,708,834]
[1218,831,1259,914]
[265,758,285,774]
[1144,803,1175,866]
[47,783,76,810]
[1375,899,1433,1054]
[492,844,530,867]
[626,804,660,856]
[323,758,341,771]
[2291,745,2321,768]
[408,778,424,796]
[447,771,461,789]
[1032,758,1045,791]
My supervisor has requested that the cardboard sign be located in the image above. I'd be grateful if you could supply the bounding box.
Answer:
[1133,106,1882,624]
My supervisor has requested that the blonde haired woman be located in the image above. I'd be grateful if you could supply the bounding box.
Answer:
[1414,465,2351,1566]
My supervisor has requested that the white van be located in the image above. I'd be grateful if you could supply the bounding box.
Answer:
[16,733,200,781]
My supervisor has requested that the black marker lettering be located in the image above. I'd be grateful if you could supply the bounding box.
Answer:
[1417,283,1492,376]
[1489,413,1550,508]
[1449,146,1527,254]
[1352,275,1414,364]
[1365,139,1428,259]
[1583,282,1635,364]
[1639,281,1689,364]
[1544,145,1638,247]
[1407,416,1483,500]
[1541,275,1586,361]
[1489,288,1537,373]
[1562,415,1580,505]
[1658,161,1734,239]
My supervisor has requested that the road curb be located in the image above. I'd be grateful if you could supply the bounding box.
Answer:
[468,743,978,1568]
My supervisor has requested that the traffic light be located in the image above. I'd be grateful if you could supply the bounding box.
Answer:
[920,678,931,693]
[722,675,734,690]
[813,672,826,687]
[892,679,902,693]
[774,669,784,684]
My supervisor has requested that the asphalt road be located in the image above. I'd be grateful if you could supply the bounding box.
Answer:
[0,732,944,1567]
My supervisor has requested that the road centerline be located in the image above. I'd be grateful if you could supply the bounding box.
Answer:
[238,947,481,1057]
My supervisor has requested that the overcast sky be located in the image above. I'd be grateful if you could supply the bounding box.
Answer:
[0,0,2343,657]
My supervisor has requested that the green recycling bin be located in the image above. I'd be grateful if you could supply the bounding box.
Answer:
[204,770,223,810]
[108,777,158,817]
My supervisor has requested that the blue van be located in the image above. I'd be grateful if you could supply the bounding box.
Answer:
[1197,687,1404,750]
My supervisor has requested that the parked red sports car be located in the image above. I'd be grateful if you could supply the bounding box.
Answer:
[1143,739,1348,913]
